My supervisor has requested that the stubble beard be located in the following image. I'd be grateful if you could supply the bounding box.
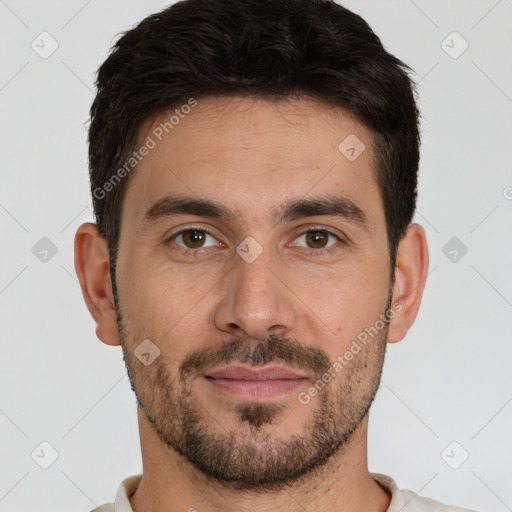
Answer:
[116,301,389,491]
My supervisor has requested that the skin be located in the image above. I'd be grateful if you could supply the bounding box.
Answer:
[74,95,429,512]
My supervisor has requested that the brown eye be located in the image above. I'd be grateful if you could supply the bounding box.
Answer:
[294,229,340,251]
[171,229,217,249]
[305,230,329,249]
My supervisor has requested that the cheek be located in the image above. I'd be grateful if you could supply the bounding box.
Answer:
[295,263,390,348]
[119,253,206,315]
[117,258,219,362]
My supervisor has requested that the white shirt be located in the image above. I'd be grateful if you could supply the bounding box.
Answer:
[91,473,478,511]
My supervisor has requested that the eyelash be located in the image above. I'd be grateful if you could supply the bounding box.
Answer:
[165,225,344,257]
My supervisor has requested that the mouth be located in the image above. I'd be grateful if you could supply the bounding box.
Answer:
[204,364,310,400]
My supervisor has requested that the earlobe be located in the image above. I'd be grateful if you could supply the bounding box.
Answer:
[387,223,429,343]
[74,222,121,346]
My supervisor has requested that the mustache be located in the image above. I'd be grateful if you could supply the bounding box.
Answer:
[179,334,332,384]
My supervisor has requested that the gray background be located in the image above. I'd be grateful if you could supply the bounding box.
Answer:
[0,0,511,510]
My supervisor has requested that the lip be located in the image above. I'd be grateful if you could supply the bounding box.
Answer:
[204,365,310,400]
[205,364,308,380]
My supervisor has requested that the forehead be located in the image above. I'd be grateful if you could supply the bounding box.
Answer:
[122,95,383,229]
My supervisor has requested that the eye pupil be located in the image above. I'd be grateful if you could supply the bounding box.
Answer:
[183,229,206,248]
[306,230,328,249]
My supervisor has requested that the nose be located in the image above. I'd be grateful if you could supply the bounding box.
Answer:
[213,246,298,341]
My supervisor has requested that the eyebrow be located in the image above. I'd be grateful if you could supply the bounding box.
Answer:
[141,193,368,229]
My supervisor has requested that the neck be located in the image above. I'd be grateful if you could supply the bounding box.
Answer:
[129,407,391,512]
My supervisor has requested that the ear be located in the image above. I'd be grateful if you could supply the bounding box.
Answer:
[74,222,121,346]
[387,223,429,343]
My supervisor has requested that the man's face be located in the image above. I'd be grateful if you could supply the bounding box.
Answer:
[114,96,393,490]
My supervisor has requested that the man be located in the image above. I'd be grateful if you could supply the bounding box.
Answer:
[74,0,477,510]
